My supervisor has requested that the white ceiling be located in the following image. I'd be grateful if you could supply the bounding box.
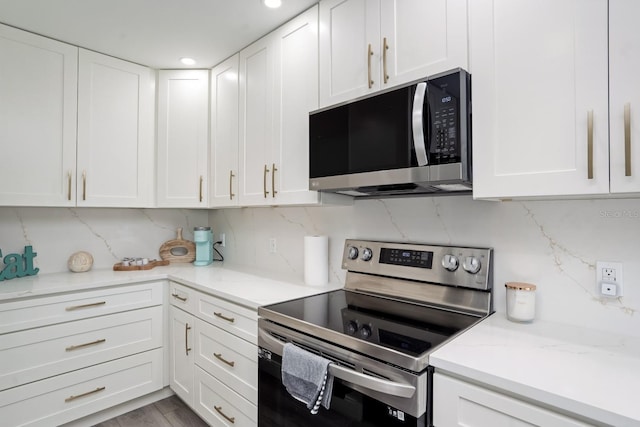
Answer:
[0,0,318,69]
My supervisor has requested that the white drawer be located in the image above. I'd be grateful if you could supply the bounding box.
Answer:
[194,318,257,404]
[196,292,257,345]
[0,306,163,391]
[194,365,257,427]
[169,281,197,314]
[0,348,163,427]
[0,281,164,334]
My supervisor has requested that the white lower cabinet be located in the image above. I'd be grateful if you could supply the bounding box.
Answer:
[194,366,257,427]
[0,281,165,426]
[433,373,592,427]
[169,304,195,406]
[169,281,258,425]
[0,349,162,427]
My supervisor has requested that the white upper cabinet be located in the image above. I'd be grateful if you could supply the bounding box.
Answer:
[271,5,322,205]
[609,0,640,194]
[157,69,210,207]
[210,55,240,208]
[239,33,274,206]
[238,6,333,206]
[381,0,468,87]
[77,49,155,207]
[0,24,78,206]
[319,0,468,108]
[470,0,609,199]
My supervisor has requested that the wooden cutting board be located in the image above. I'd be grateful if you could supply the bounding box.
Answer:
[159,227,196,263]
[113,259,169,271]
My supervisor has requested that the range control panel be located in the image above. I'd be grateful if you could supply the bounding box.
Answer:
[342,239,492,291]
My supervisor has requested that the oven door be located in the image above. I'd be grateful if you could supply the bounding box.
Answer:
[258,320,431,427]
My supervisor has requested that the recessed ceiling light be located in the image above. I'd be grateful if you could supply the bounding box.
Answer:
[180,57,196,66]
[263,0,282,8]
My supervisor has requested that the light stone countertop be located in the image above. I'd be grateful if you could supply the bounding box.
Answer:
[429,313,640,427]
[0,262,342,309]
[2,265,637,426]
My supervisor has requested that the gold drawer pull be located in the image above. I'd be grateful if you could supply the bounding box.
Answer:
[625,103,632,176]
[367,43,374,88]
[271,163,277,198]
[65,301,106,311]
[263,164,270,198]
[214,352,235,367]
[214,405,235,424]
[82,170,87,201]
[214,312,235,323]
[185,323,192,356]
[587,110,594,179]
[67,171,72,201]
[383,37,389,84]
[65,386,105,403]
[171,293,187,302]
[65,338,106,352]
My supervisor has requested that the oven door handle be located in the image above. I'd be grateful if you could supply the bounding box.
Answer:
[329,363,416,398]
[258,328,416,399]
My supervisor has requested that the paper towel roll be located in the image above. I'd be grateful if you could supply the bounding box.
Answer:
[304,235,329,286]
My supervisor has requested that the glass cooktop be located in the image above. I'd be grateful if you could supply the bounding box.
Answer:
[260,289,479,360]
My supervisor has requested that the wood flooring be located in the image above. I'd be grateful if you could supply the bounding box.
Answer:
[93,395,209,427]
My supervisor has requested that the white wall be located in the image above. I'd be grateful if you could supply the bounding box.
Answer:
[0,207,209,273]
[210,196,640,337]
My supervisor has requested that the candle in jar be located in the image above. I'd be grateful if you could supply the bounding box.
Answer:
[505,282,536,322]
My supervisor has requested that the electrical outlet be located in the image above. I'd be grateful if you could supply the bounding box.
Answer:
[220,233,226,247]
[269,238,277,253]
[596,261,623,297]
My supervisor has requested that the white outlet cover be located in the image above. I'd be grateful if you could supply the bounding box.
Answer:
[596,261,623,297]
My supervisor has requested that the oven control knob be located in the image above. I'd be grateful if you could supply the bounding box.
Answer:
[361,248,373,261]
[463,256,482,274]
[346,321,358,335]
[359,325,372,339]
[441,254,459,271]
[347,246,359,260]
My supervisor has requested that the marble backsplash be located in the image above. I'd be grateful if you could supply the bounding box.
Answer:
[210,196,640,337]
[0,207,209,273]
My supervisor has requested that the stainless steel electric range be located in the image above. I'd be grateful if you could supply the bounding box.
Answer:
[257,239,493,427]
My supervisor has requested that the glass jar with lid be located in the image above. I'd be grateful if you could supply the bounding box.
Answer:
[505,282,536,322]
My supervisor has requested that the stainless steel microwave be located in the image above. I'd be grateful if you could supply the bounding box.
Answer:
[309,68,471,197]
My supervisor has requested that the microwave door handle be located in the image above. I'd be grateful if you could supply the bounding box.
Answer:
[258,328,416,399]
[412,82,429,166]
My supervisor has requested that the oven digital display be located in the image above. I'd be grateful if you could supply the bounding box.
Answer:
[380,248,433,268]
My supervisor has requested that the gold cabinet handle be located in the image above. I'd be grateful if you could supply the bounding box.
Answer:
[65,338,106,352]
[263,164,270,198]
[65,301,106,311]
[67,171,72,201]
[214,312,235,323]
[587,110,594,179]
[383,37,389,84]
[214,352,236,367]
[185,323,192,356]
[82,170,87,201]
[214,406,235,424]
[65,386,105,403]
[199,175,203,202]
[229,170,235,200]
[271,163,277,198]
[367,43,374,89]
[171,293,187,302]
[625,103,632,176]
